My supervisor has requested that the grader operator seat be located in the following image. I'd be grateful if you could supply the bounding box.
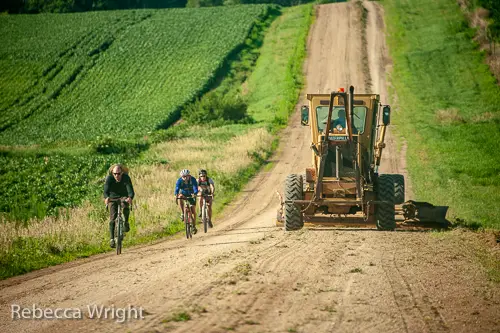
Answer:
[318,104,363,178]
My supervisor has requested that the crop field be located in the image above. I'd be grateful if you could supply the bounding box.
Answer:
[0,152,123,221]
[0,5,272,145]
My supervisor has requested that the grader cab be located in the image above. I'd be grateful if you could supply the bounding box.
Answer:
[277,86,448,230]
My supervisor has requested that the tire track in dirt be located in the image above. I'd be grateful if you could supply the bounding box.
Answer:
[381,248,449,333]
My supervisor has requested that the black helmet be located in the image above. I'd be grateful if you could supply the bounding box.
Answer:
[199,169,207,176]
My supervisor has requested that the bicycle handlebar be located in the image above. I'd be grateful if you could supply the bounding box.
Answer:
[105,197,133,211]
[108,197,129,202]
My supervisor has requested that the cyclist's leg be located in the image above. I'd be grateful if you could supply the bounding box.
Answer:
[108,201,118,247]
[123,202,130,232]
[186,197,196,233]
[198,196,204,217]
[178,196,185,219]
[207,197,213,226]
[208,197,213,219]
[190,200,197,225]
[183,201,195,234]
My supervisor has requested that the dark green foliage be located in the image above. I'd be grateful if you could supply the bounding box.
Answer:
[182,93,253,125]
[461,0,500,42]
[0,152,123,221]
[186,0,223,7]
[4,0,187,13]
[93,0,188,10]
[0,0,23,13]
[484,1,500,42]
[187,0,314,7]
[90,136,150,155]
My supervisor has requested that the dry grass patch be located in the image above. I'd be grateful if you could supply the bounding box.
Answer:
[0,127,274,267]
[133,127,273,228]
[471,111,499,123]
[0,203,103,257]
[435,108,465,125]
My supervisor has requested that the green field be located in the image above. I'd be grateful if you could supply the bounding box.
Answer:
[381,0,500,229]
[0,4,313,279]
[0,5,275,220]
[0,5,271,145]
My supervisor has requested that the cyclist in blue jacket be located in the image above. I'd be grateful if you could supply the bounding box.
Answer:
[175,169,199,234]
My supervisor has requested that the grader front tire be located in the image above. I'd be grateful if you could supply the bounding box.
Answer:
[393,174,405,205]
[284,174,304,231]
[376,174,396,231]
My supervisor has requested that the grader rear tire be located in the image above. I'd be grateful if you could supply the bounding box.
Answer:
[284,174,304,231]
[393,174,405,205]
[376,174,396,231]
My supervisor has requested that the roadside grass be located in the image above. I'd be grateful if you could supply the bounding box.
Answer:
[0,4,313,280]
[381,0,500,229]
[246,4,312,125]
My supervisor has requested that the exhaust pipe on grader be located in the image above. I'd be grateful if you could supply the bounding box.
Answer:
[277,86,449,230]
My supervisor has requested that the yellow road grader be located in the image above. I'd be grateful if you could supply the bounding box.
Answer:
[277,86,448,230]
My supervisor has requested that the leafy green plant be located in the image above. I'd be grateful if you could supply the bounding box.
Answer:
[182,92,253,125]
[89,136,149,155]
[162,311,191,322]
[0,152,122,221]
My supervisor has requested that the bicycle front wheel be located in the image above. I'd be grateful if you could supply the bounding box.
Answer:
[184,209,191,239]
[203,202,208,233]
[116,218,123,255]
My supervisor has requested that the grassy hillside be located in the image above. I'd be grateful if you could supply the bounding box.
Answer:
[0,5,274,220]
[381,0,500,229]
[0,5,270,145]
[0,4,313,279]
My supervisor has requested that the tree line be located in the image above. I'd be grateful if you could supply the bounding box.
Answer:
[1,0,316,13]
[1,0,187,13]
[477,0,500,42]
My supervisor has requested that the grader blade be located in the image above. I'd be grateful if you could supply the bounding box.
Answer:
[399,200,450,228]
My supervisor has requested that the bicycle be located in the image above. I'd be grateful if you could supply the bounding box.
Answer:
[178,195,196,239]
[200,193,213,233]
[107,197,129,255]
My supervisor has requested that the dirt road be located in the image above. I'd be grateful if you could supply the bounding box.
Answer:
[1,2,498,332]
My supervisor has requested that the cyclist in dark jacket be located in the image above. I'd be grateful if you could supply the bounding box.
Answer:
[104,164,135,248]
[175,169,198,234]
[197,169,215,228]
